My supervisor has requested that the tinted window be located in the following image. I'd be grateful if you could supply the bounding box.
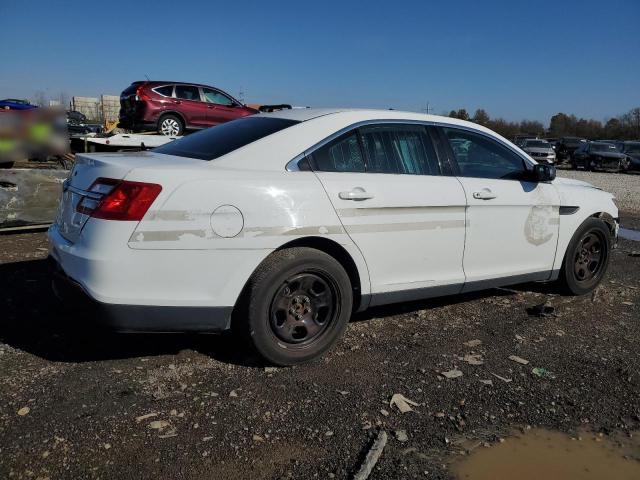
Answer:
[202,88,234,106]
[175,85,201,101]
[154,117,299,160]
[154,85,173,97]
[311,132,365,173]
[360,125,439,175]
[444,128,526,180]
[122,82,144,96]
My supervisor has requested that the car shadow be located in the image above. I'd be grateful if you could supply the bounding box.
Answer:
[0,258,547,366]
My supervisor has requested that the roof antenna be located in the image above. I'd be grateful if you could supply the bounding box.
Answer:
[144,74,150,81]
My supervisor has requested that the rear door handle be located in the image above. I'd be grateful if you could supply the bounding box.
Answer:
[472,189,497,200]
[339,188,374,201]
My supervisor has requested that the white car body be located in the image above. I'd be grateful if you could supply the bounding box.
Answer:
[48,108,618,334]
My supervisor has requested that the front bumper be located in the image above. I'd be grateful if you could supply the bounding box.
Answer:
[49,255,232,332]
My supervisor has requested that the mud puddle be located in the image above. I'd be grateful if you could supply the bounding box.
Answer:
[452,429,640,480]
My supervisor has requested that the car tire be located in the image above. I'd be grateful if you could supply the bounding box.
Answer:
[234,247,353,366]
[559,218,611,295]
[157,114,183,136]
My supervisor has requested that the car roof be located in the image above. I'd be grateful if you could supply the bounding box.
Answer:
[136,80,227,89]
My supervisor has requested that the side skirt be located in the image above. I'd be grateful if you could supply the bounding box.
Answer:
[365,270,560,308]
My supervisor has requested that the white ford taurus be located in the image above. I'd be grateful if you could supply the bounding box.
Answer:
[49,108,618,365]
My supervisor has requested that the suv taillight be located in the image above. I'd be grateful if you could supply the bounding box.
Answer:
[135,85,151,101]
[76,178,162,221]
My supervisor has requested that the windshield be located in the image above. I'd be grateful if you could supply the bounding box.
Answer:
[590,143,617,152]
[154,116,300,160]
[524,140,550,148]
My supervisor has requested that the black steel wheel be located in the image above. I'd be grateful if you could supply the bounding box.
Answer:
[560,218,611,295]
[234,247,352,366]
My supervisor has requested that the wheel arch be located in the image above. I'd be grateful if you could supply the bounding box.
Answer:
[157,110,186,130]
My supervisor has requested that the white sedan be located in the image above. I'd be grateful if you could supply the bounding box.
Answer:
[49,109,618,365]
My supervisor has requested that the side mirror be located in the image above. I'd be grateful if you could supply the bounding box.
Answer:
[533,163,556,182]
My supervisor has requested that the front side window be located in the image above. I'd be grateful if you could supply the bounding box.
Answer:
[360,125,439,175]
[311,132,365,173]
[443,128,526,180]
[202,88,235,106]
[175,85,201,101]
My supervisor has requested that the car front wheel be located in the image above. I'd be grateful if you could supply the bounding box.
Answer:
[157,114,183,136]
[234,247,353,366]
[559,218,611,295]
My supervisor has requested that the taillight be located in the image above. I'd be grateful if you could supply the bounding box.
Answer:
[135,86,151,102]
[77,178,162,221]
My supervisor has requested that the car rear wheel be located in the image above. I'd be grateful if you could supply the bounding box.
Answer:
[234,247,352,366]
[559,218,611,295]
[158,114,183,136]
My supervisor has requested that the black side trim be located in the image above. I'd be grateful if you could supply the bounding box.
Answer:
[559,206,580,215]
[367,270,558,308]
[49,256,232,332]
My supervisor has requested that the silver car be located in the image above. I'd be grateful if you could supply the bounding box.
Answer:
[522,139,556,164]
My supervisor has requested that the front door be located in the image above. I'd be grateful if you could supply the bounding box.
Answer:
[440,127,560,289]
[311,124,467,304]
[202,88,241,126]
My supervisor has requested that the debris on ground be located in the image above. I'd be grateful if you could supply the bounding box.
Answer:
[135,412,158,423]
[461,354,484,365]
[491,373,513,383]
[440,369,463,379]
[353,430,388,480]
[149,420,170,430]
[526,303,556,317]
[509,355,530,365]
[479,379,493,386]
[17,406,30,416]
[463,339,482,348]
[390,393,420,413]
[394,430,409,442]
[532,367,555,379]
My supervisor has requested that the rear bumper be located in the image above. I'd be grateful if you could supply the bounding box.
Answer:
[49,255,232,332]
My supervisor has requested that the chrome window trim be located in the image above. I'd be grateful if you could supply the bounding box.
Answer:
[285,119,534,172]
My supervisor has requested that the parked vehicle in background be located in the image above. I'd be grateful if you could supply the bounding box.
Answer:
[598,140,624,151]
[0,98,37,111]
[513,134,537,147]
[544,138,559,150]
[522,139,556,164]
[66,110,103,136]
[49,109,618,365]
[622,141,640,170]
[572,141,630,172]
[557,136,587,162]
[118,81,258,136]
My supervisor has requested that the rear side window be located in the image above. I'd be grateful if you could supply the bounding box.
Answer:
[360,125,439,175]
[443,127,526,180]
[154,116,299,160]
[175,85,201,101]
[154,85,174,97]
[311,132,366,172]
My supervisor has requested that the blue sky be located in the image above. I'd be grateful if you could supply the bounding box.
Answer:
[1,0,638,124]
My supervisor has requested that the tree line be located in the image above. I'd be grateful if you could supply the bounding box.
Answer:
[447,107,640,141]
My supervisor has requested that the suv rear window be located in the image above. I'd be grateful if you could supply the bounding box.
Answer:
[122,82,144,96]
[154,117,300,160]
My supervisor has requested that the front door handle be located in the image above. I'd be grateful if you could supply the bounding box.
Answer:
[472,189,497,200]
[339,188,374,201]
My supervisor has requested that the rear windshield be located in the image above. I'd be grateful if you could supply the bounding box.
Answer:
[121,82,144,96]
[154,117,300,160]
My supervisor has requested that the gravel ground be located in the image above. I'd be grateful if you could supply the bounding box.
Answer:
[0,209,639,479]
[557,169,640,220]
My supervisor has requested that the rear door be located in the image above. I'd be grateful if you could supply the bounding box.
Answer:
[174,84,208,127]
[311,124,467,304]
[440,126,560,289]
[202,88,242,126]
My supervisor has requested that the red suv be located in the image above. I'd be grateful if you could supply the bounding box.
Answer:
[119,81,258,136]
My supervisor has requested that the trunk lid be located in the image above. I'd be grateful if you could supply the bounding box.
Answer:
[55,151,196,243]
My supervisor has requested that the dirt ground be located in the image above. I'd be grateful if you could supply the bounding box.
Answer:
[1,212,639,479]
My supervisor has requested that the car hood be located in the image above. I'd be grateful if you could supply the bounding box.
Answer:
[552,176,599,190]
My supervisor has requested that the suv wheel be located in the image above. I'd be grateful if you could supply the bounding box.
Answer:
[158,114,183,136]
[234,247,353,366]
